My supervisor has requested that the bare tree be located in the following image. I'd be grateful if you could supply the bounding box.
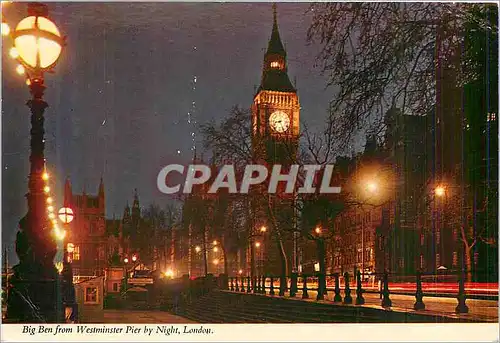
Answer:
[307,3,497,150]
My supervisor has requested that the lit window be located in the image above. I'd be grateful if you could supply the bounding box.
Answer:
[73,245,80,261]
[112,283,118,292]
[85,287,98,304]
[270,61,280,68]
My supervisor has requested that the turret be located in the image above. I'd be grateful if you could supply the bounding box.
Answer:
[131,189,141,235]
[122,202,131,238]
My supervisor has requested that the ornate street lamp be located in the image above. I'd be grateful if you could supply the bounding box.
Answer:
[6,3,65,323]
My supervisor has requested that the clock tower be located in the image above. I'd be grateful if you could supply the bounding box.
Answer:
[250,4,299,277]
[252,4,300,163]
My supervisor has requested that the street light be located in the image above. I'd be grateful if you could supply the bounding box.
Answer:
[260,226,267,233]
[314,226,321,234]
[255,242,261,248]
[435,185,446,197]
[195,246,201,253]
[6,3,66,323]
[213,246,219,252]
[131,254,137,262]
[13,10,63,74]
[124,257,129,264]
[366,181,378,194]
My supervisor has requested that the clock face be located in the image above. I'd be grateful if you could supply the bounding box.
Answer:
[269,111,290,133]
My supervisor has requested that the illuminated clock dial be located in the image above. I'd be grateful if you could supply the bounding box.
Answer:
[269,111,290,133]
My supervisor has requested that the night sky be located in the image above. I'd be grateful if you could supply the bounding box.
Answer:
[2,3,336,262]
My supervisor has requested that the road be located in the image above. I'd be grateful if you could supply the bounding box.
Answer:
[102,310,196,323]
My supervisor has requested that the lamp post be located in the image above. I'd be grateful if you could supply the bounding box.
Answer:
[6,2,65,323]
[58,206,76,322]
[362,180,379,278]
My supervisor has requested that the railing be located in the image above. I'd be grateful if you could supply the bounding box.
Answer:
[227,270,498,314]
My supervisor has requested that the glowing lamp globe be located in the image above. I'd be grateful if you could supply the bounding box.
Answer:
[13,14,63,72]
[58,207,74,224]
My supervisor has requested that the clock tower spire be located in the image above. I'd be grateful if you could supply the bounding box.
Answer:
[258,3,295,94]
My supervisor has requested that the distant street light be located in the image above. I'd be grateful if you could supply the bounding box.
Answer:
[213,240,218,245]
[238,269,243,275]
[195,246,201,253]
[255,242,261,248]
[165,268,174,278]
[213,246,218,252]
[314,227,321,234]
[124,258,129,264]
[260,226,267,233]
[366,181,378,194]
[435,185,446,197]
[131,254,137,262]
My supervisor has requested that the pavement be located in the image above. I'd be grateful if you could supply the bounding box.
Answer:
[102,310,196,323]
[251,287,498,322]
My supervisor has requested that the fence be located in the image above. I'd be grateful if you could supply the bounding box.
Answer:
[227,269,497,314]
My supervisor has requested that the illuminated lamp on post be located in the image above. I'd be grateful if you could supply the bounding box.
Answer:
[58,207,73,263]
[6,2,66,323]
[58,206,76,323]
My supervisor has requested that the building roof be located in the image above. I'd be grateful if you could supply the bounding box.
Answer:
[259,69,296,93]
